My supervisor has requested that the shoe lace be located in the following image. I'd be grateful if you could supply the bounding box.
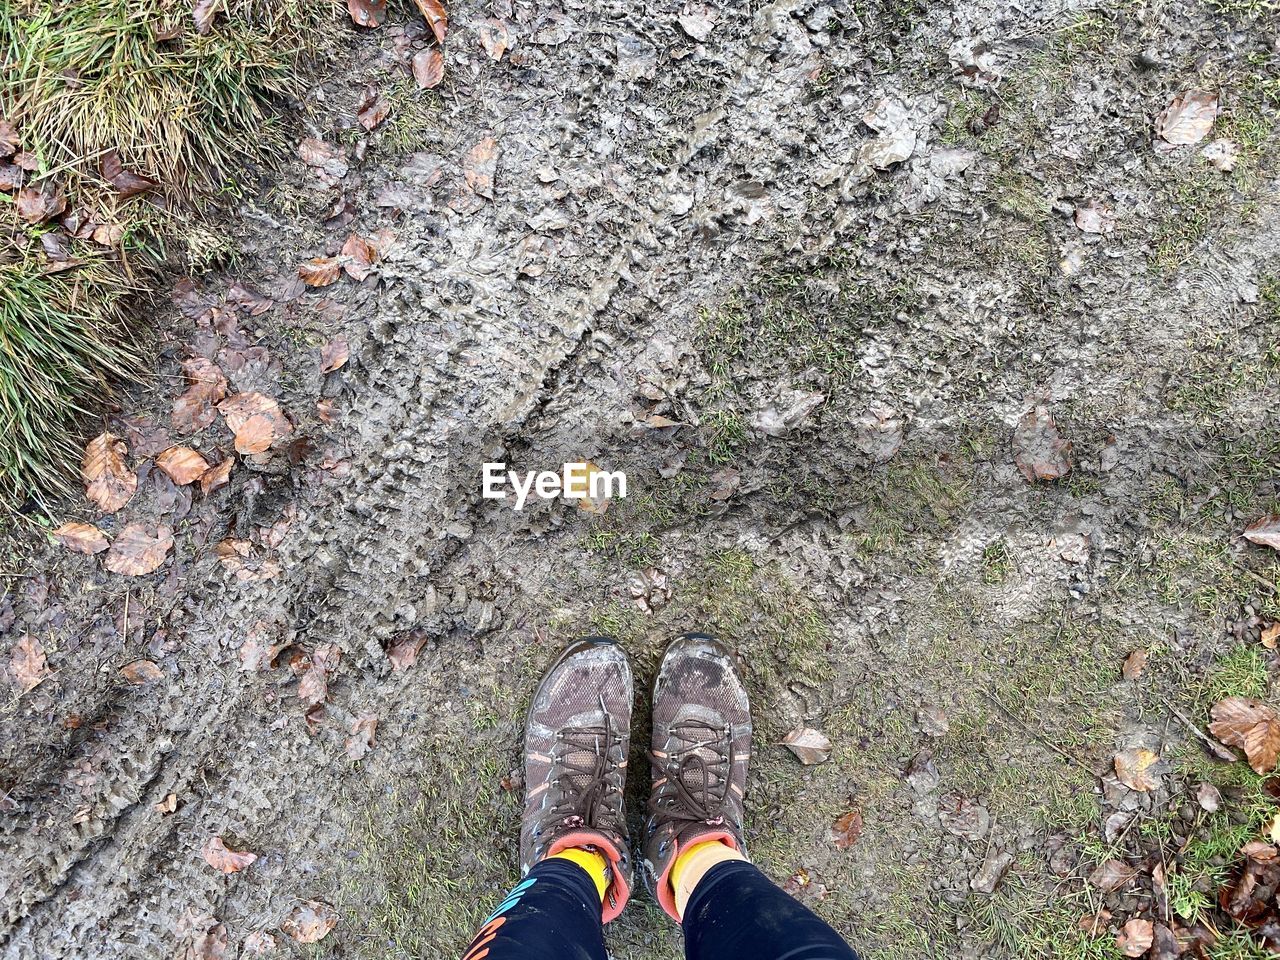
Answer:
[655,719,734,826]
[549,699,623,830]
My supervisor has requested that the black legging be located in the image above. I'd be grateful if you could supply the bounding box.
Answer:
[462,857,860,960]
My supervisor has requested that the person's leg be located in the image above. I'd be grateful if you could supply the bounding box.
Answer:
[640,634,860,960]
[461,855,607,960]
[463,636,634,959]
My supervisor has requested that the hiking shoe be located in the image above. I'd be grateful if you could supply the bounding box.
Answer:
[642,633,751,920]
[519,637,634,921]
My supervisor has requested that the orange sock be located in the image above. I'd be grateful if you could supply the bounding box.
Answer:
[670,840,746,918]
[550,847,609,902]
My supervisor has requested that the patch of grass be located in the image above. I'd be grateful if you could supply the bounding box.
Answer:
[981,540,1014,584]
[380,75,446,153]
[1,0,328,190]
[967,876,1122,960]
[0,249,139,509]
[1204,645,1271,703]
[702,408,747,464]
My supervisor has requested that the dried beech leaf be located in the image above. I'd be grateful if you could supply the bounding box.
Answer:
[200,457,235,495]
[830,809,863,850]
[202,836,257,874]
[413,48,445,89]
[1114,748,1161,792]
[1088,858,1136,892]
[340,234,377,281]
[103,523,174,576]
[53,521,110,555]
[781,727,831,765]
[156,446,210,485]
[172,356,228,433]
[120,659,164,684]
[217,392,292,454]
[1244,516,1280,551]
[1155,89,1218,146]
[479,18,511,59]
[1012,404,1072,482]
[346,714,378,760]
[281,900,337,943]
[412,0,448,44]
[1209,697,1280,774]
[1121,649,1147,680]
[100,149,157,197]
[299,257,343,287]
[387,631,429,671]
[81,432,137,513]
[347,0,387,27]
[320,336,350,374]
[464,136,498,199]
[9,634,51,693]
[1116,918,1154,958]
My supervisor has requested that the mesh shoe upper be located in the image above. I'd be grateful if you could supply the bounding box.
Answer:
[520,638,633,922]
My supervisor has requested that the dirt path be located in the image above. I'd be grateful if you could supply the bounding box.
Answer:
[3,0,1280,957]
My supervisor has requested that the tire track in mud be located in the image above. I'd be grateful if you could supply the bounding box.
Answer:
[1,3,853,955]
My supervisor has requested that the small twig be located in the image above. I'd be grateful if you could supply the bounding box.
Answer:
[1235,563,1278,596]
[982,688,1098,777]
[1165,701,1236,762]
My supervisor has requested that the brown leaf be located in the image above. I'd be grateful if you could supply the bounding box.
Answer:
[1197,782,1222,813]
[193,0,218,35]
[1156,90,1218,146]
[200,457,235,495]
[103,523,174,576]
[120,659,164,684]
[1116,918,1154,957]
[299,257,343,287]
[1244,516,1280,551]
[298,642,342,706]
[155,792,179,815]
[341,233,378,281]
[347,0,386,27]
[0,119,17,157]
[0,162,24,192]
[316,399,339,424]
[156,446,210,485]
[202,836,257,874]
[172,356,229,433]
[413,48,446,89]
[1074,199,1114,234]
[100,149,157,197]
[1012,404,1072,482]
[16,182,66,223]
[217,392,293,454]
[1114,748,1161,792]
[9,634,51,693]
[830,809,863,850]
[464,136,498,199]
[387,630,428,671]
[479,18,511,59]
[1121,649,1147,680]
[176,910,228,960]
[242,931,277,956]
[357,92,390,132]
[282,900,337,944]
[214,539,281,583]
[1088,858,1136,892]
[1264,623,1280,650]
[320,336,350,374]
[53,521,110,555]
[1209,697,1280,774]
[917,703,950,736]
[781,727,831,765]
[346,713,378,760]
[298,137,349,186]
[412,0,448,44]
[81,432,137,513]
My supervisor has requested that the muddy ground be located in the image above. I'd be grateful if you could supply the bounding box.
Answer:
[3,0,1280,957]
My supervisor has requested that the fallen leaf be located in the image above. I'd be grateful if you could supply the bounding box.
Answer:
[340,233,377,281]
[0,119,16,157]
[103,523,174,576]
[413,0,448,44]
[1197,782,1222,813]
[121,660,164,684]
[346,0,386,27]
[781,727,831,765]
[214,539,282,583]
[387,630,428,671]
[357,91,389,132]
[1209,697,1280,774]
[854,403,904,463]
[678,0,717,40]
[193,0,218,34]
[16,182,66,223]
[1114,748,1161,792]
[200,457,235,495]
[218,392,292,454]
[0,162,22,192]
[1264,623,1280,650]
[156,446,210,485]
[53,521,110,555]
[156,793,178,815]
[938,795,991,841]
[970,847,1014,894]
[413,48,446,88]
[1089,858,1136,892]
[100,149,157,197]
[242,931,277,955]
[830,809,863,850]
[1074,199,1114,234]
[298,138,349,185]
[707,468,740,501]
[479,18,510,59]
[9,634,51,693]
[281,900,337,943]
[316,399,339,424]
[172,357,229,433]
[1156,90,1218,146]
[574,460,614,515]
[304,704,328,734]
[1244,516,1280,551]
[319,337,350,374]
[298,642,342,706]
[1012,404,1072,481]
[918,703,950,737]
[176,910,227,960]
[1078,909,1112,936]
[346,714,378,760]
[1116,918,1154,958]
[464,136,498,199]
[856,99,917,171]
[202,836,257,874]
[1122,649,1147,680]
[644,413,681,429]
[299,257,343,287]
[82,432,137,513]
[751,390,825,437]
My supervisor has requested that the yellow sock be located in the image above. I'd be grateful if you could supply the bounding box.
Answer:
[670,840,747,918]
[550,848,609,902]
